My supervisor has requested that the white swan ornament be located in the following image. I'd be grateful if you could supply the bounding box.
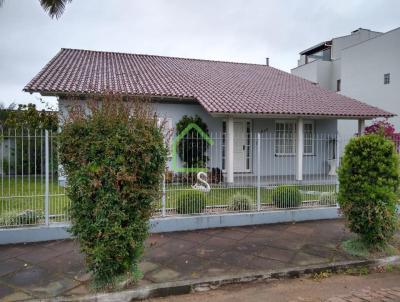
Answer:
[191,172,211,193]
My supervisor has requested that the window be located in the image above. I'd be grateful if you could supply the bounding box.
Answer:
[275,121,296,155]
[384,73,390,85]
[336,79,341,92]
[303,122,315,155]
[275,121,315,155]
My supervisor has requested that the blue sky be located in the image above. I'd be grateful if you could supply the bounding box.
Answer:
[0,0,399,109]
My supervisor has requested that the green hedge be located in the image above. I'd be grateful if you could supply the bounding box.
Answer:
[59,98,167,287]
[176,191,206,214]
[228,193,253,211]
[338,134,399,247]
[272,185,302,208]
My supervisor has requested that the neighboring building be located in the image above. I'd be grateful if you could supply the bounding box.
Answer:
[291,27,400,135]
[24,48,393,183]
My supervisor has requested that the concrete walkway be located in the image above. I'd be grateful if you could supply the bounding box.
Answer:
[0,219,374,301]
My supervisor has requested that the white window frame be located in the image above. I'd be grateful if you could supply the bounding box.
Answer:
[303,121,315,155]
[275,120,296,156]
[274,120,315,156]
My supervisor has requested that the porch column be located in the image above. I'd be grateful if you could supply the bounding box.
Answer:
[296,118,304,181]
[226,116,234,183]
[358,119,365,135]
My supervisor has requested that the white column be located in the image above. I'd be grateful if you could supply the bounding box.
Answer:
[358,119,365,135]
[296,118,304,181]
[226,117,234,183]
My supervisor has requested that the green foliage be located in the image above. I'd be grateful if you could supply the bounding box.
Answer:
[0,209,44,226]
[58,97,167,287]
[175,115,209,168]
[319,192,337,205]
[271,185,302,208]
[0,103,58,175]
[176,191,206,214]
[228,193,254,211]
[341,238,370,258]
[1,103,58,130]
[338,134,400,247]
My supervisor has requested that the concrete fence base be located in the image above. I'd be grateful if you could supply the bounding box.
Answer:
[2,205,400,245]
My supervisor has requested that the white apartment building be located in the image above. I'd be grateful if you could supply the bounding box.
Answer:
[291,27,400,135]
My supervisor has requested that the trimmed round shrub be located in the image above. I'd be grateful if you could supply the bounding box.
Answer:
[272,185,302,208]
[228,194,253,211]
[59,98,167,287]
[176,191,206,214]
[338,134,399,247]
[319,192,337,206]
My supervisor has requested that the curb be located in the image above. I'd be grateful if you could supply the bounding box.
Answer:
[44,255,400,302]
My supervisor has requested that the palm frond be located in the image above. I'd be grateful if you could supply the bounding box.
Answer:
[39,0,72,19]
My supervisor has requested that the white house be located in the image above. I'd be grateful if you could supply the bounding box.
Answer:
[291,27,400,136]
[24,49,394,185]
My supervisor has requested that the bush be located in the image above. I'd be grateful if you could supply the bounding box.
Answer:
[272,185,302,208]
[175,115,209,168]
[58,97,167,287]
[319,192,337,205]
[338,134,399,247]
[228,194,253,211]
[0,209,44,227]
[176,191,206,214]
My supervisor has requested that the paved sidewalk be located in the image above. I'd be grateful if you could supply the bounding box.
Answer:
[0,219,385,301]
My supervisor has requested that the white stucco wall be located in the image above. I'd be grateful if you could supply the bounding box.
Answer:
[58,99,338,177]
[292,28,399,137]
[340,27,400,132]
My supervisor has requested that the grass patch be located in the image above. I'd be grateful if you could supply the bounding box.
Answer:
[342,238,400,259]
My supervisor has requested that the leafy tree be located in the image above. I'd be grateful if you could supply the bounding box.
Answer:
[0,103,58,175]
[0,0,71,19]
[59,97,167,287]
[175,115,209,169]
[338,134,399,247]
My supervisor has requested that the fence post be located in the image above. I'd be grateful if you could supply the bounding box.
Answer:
[45,130,50,226]
[257,133,261,211]
[161,174,166,217]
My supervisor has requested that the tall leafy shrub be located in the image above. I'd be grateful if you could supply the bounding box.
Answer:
[338,134,399,247]
[176,115,209,168]
[59,97,167,287]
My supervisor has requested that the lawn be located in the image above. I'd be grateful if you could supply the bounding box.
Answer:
[0,176,70,225]
[1,177,337,225]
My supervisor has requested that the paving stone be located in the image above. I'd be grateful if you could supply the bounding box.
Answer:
[0,283,15,299]
[16,246,64,264]
[44,240,79,254]
[145,233,170,248]
[0,258,27,277]
[286,224,315,236]
[164,253,205,279]
[64,284,91,296]
[253,245,296,263]
[300,244,336,259]
[166,231,211,243]
[290,252,330,266]
[36,249,86,279]
[213,229,249,241]
[0,290,33,302]
[146,268,181,283]
[0,266,78,298]
[0,245,28,261]
[139,261,160,274]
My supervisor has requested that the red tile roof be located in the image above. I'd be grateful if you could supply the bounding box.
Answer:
[24,48,394,118]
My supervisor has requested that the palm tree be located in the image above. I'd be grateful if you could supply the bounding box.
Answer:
[0,0,72,18]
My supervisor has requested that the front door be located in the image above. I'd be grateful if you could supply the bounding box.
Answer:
[233,120,250,172]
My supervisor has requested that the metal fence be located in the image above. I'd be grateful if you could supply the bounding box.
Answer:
[0,129,68,228]
[1,128,399,228]
[156,132,346,216]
